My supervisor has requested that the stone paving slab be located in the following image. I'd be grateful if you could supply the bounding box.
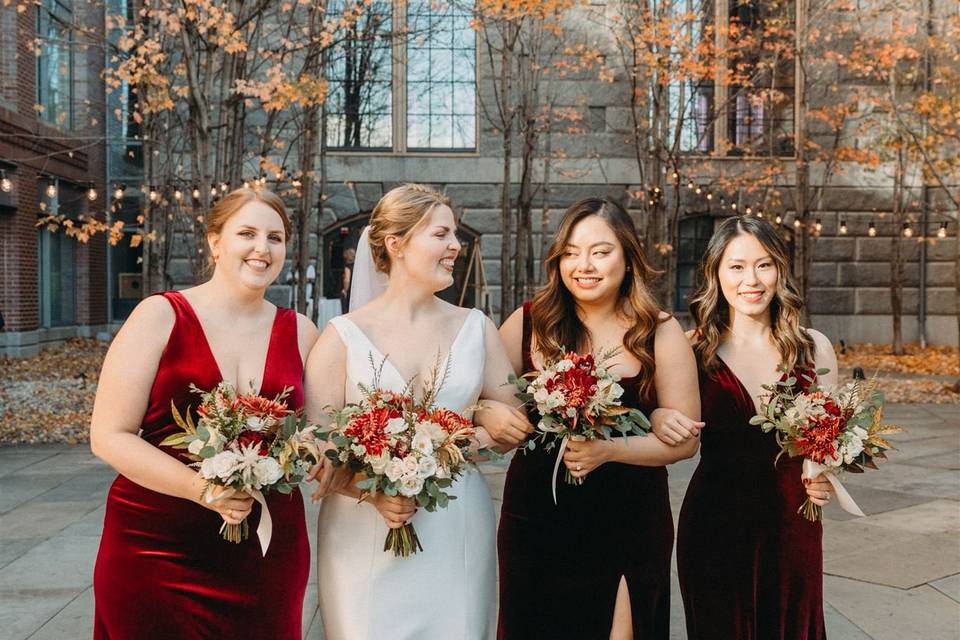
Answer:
[931,574,960,604]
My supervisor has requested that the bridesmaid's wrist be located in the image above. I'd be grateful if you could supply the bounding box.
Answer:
[605,438,624,464]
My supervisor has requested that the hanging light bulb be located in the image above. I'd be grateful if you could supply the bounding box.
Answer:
[815,218,823,232]
[149,187,158,202]
[0,171,11,193]
[695,186,703,195]
[687,179,695,190]
[902,222,912,238]
[868,221,876,237]
[114,185,124,200]
[745,206,753,215]
[731,202,738,211]
[937,222,947,238]
[220,182,228,193]
[174,189,183,201]
[757,207,764,218]
[210,186,218,198]
[671,171,679,181]
[706,192,713,201]
[839,219,848,234]
[775,214,783,225]
[45,181,57,198]
[794,219,802,229]
[87,185,97,201]
[192,186,200,200]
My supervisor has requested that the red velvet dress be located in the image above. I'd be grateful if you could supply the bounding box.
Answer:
[497,303,673,639]
[677,359,825,640]
[93,291,310,639]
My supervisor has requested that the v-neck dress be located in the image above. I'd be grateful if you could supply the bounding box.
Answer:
[676,359,826,640]
[93,291,310,639]
[316,310,496,640]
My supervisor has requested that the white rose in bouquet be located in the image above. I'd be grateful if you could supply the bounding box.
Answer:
[419,420,447,445]
[385,457,405,482]
[412,427,435,455]
[201,450,239,481]
[401,455,420,476]
[416,455,438,479]
[253,456,284,487]
[385,417,408,435]
[399,474,425,497]
[368,450,391,475]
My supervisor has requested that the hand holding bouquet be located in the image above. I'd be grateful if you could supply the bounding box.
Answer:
[750,371,903,522]
[510,349,651,502]
[321,360,481,557]
[161,383,322,553]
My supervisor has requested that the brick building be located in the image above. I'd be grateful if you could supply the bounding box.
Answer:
[0,1,109,356]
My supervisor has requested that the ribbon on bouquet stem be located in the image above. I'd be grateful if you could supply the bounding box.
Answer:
[802,459,865,517]
[550,434,585,505]
[207,487,274,556]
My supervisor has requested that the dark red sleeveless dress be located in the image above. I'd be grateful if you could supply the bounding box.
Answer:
[497,303,673,639]
[93,291,310,639]
[677,359,825,640]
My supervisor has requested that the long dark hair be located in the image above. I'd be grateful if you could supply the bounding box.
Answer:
[688,215,815,373]
[530,197,663,395]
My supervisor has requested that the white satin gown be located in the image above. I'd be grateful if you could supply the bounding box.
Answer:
[317,309,496,640]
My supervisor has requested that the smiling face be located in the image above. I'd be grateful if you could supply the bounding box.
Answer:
[391,204,461,292]
[558,214,627,306]
[207,200,286,292]
[717,232,779,319]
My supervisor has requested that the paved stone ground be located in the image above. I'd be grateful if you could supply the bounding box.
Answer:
[0,403,957,640]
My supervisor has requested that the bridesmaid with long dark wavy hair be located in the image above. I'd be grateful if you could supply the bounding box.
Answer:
[671,215,838,640]
[493,197,701,640]
[89,188,345,639]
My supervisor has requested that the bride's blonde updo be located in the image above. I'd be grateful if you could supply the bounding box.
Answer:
[367,183,452,273]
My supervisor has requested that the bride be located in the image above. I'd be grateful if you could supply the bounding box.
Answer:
[304,184,532,640]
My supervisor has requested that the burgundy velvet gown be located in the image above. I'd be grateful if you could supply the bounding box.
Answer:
[677,358,825,640]
[93,291,310,639]
[497,303,673,640]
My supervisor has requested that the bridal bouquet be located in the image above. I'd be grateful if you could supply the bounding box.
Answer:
[750,371,902,521]
[160,383,322,553]
[510,349,651,500]
[321,360,479,557]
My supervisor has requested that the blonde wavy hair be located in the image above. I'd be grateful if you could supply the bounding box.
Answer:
[688,216,815,374]
[367,183,452,274]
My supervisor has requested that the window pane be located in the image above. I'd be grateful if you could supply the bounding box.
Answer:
[325,0,393,149]
[37,0,74,129]
[406,0,476,150]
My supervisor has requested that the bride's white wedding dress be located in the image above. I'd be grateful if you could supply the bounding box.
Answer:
[317,309,496,640]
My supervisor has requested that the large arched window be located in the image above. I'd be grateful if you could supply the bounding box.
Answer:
[324,1,478,152]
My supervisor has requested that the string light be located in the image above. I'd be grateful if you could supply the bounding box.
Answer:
[775,214,783,225]
[902,222,912,238]
[220,182,228,193]
[815,218,823,232]
[794,219,802,228]
[45,181,57,198]
[148,187,158,202]
[745,206,753,215]
[839,219,848,234]
[114,185,124,200]
[671,171,679,181]
[687,179,695,190]
[86,185,97,201]
[868,221,876,237]
[192,186,200,200]
[731,202,738,211]
[174,189,182,201]
[937,222,947,238]
[705,192,713,201]
[695,186,702,195]
[210,186,218,198]
[0,171,11,193]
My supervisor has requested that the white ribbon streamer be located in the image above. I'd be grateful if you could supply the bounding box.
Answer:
[802,458,865,517]
[550,436,569,506]
[207,486,275,556]
[550,434,585,505]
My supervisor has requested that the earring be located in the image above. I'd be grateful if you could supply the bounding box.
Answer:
[397,252,404,259]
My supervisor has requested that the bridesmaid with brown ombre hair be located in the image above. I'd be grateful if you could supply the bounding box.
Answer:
[672,215,838,640]
[90,188,344,639]
[493,197,701,640]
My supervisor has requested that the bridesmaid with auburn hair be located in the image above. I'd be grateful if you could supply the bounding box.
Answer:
[671,215,838,640]
[493,197,702,640]
[90,188,341,639]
